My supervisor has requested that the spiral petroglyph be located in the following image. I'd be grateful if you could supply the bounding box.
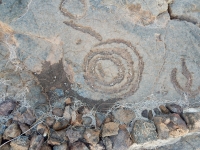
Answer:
[82,39,144,98]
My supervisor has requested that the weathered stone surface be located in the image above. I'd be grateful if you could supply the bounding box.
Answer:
[110,125,132,150]
[102,122,119,137]
[70,141,89,150]
[52,108,64,117]
[83,128,100,146]
[66,126,85,143]
[3,123,21,140]
[141,109,148,118]
[102,137,113,150]
[13,109,36,125]
[19,123,31,136]
[53,119,69,131]
[63,106,72,122]
[10,136,30,150]
[29,134,44,150]
[182,112,200,131]
[41,144,52,150]
[153,116,170,139]
[45,117,55,127]
[159,105,170,114]
[95,112,105,127]
[167,113,189,137]
[37,123,49,137]
[170,0,200,26]
[166,103,183,114]
[112,107,136,124]
[0,99,16,116]
[53,143,68,150]
[131,120,157,144]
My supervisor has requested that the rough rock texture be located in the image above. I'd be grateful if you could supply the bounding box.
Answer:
[182,112,200,131]
[170,0,200,26]
[102,122,119,137]
[112,107,136,124]
[131,120,158,143]
[10,136,30,150]
[0,99,16,116]
[3,123,21,140]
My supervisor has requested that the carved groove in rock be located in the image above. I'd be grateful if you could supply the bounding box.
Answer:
[171,58,200,98]
[60,0,88,20]
[83,39,144,98]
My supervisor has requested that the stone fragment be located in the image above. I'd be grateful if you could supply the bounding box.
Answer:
[53,143,68,150]
[170,0,200,25]
[52,108,64,117]
[153,117,169,139]
[167,113,188,137]
[83,128,100,146]
[6,119,13,126]
[153,108,161,115]
[141,109,148,118]
[110,125,132,150]
[0,99,16,116]
[65,98,72,105]
[29,134,44,150]
[13,109,36,125]
[66,126,85,143]
[0,143,11,150]
[10,136,30,150]
[63,106,72,121]
[102,122,119,137]
[112,107,136,124]
[41,144,52,150]
[82,116,92,126]
[3,123,21,140]
[53,119,69,131]
[148,110,153,120]
[182,112,200,131]
[159,105,170,114]
[95,112,105,127]
[19,123,31,136]
[45,117,55,127]
[70,141,89,150]
[104,114,114,124]
[131,120,157,144]
[166,103,182,114]
[77,106,90,114]
[102,137,112,150]
[37,123,49,137]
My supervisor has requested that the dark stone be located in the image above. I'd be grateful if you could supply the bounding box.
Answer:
[182,112,200,131]
[70,141,89,150]
[154,108,161,115]
[110,125,132,150]
[0,99,16,116]
[159,105,170,114]
[131,120,157,144]
[148,110,153,120]
[29,134,44,150]
[66,126,85,143]
[13,109,36,125]
[166,103,182,114]
[141,109,148,118]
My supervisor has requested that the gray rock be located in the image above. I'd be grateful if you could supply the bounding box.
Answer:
[102,122,119,137]
[131,120,157,144]
[3,123,21,140]
[0,99,16,116]
[170,0,200,26]
[53,143,68,150]
[13,109,36,125]
[83,128,100,146]
[10,136,30,150]
[70,141,89,150]
[166,103,183,114]
[141,109,148,118]
[154,108,161,115]
[182,112,200,131]
[66,126,85,143]
[159,105,170,114]
[110,125,132,150]
[112,107,136,124]
[29,134,44,150]
[52,108,64,117]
